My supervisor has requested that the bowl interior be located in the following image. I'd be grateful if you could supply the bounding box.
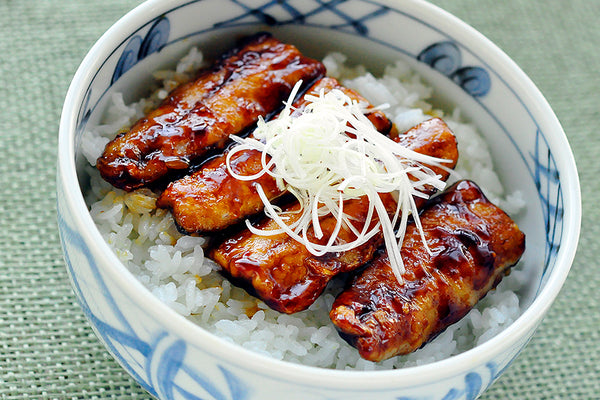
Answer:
[64,0,579,379]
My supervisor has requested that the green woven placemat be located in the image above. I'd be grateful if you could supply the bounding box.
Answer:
[0,1,597,398]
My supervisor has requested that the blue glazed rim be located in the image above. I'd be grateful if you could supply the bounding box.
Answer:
[58,0,581,394]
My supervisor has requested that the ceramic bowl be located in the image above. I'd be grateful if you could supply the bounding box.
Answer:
[57,0,581,398]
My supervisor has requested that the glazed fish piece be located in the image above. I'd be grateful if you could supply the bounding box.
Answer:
[210,118,459,314]
[156,77,393,234]
[96,33,325,191]
[329,180,526,362]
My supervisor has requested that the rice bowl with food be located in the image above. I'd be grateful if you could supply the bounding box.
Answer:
[82,41,527,371]
[57,1,581,399]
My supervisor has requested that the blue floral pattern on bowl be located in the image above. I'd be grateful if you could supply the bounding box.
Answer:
[112,16,170,84]
[58,203,253,400]
[58,0,569,399]
[417,41,491,97]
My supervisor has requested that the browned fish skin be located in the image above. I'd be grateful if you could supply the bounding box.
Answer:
[329,180,526,362]
[210,118,458,314]
[156,77,393,234]
[96,33,325,191]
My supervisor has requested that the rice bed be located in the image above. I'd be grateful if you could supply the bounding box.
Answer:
[83,48,526,370]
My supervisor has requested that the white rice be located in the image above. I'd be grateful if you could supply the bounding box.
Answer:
[83,47,526,370]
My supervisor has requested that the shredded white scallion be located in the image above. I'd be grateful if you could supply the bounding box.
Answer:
[226,81,450,282]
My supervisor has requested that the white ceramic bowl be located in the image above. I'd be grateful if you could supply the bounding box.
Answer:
[57,0,581,398]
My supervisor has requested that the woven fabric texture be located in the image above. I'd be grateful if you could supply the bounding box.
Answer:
[0,0,597,398]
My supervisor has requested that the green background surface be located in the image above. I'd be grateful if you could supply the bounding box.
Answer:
[1,1,597,398]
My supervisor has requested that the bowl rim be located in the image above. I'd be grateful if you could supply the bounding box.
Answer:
[58,0,581,390]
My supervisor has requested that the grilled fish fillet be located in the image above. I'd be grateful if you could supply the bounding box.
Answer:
[156,77,393,234]
[329,180,526,362]
[96,33,325,191]
[210,118,458,314]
